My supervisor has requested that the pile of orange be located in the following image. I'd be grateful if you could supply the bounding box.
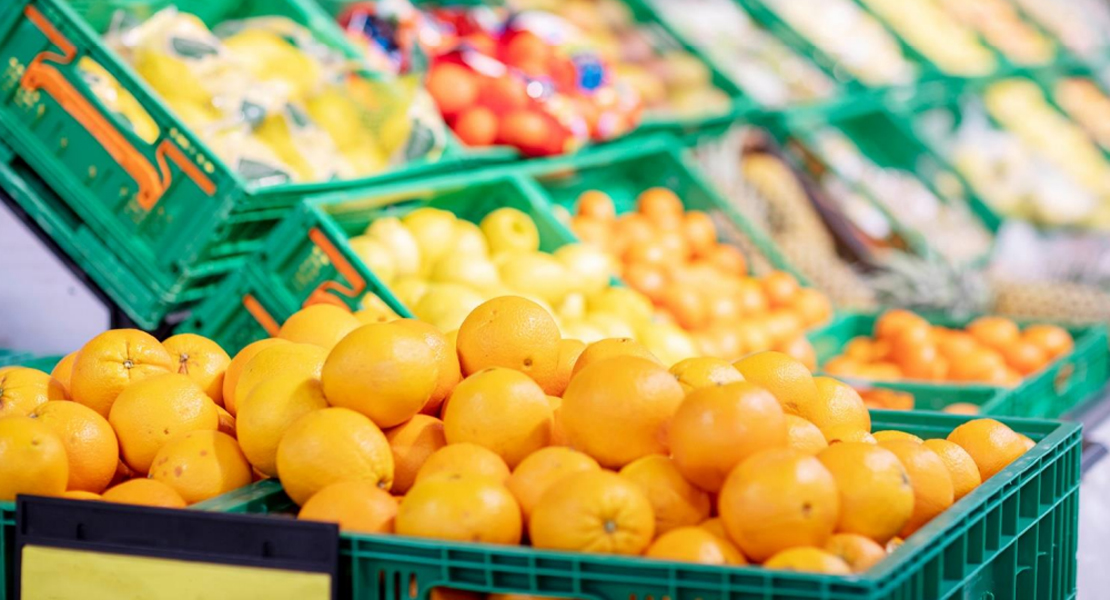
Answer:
[1,296,1037,576]
[567,188,832,363]
[824,310,1074,386]
[0,331,247,507]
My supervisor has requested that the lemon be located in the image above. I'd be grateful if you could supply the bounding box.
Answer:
[499,252,571,306]
[453,220,490,257]
[555,244,614,296]
[391,277,430,308]
[365,217,421,278]
[222,29,321,99]
[587,287,654,324]
[481,208,539,255]
[637,322,700,367]
[402,208,458,274]
[412,284,485,331]
[429,255,499,289]
[348,236,396,285]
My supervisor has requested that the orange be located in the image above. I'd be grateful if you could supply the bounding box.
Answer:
[825,533,886,572]
[785,415,828,455]
[577,190,616,221]
[548,395,568,446]
[645,526,746,565]
[670,382,786,492]
[454,106,498,146]
[50,351,78,397]
[150,431,251,505]
[775,335,817,372]
[61,490,101,501]
[842,337,874,362]
[1022,325,1073,359]
[637,187,683,227]
[162,333,231,405]
[216,405,236,438]
[571,338,661,378]
[235,343,327,415]
[0,416,68,501]
[703,293,743,325]
[817,442,913,543]
[322,323,436,429]
[396,475,522,544]
[937,331,980,361]
[529,470,655,554]
[886,537,905,553]
[943,402,981,415]
[734,277,768,314]
[874,310,929,341]
[561,356,684,468]
[30,401,118,493]
[661,287,708,330]
[888,330,941,380]
[391,319,462,416]
[878,440,954,537]
[946,418,1028,480]
[705,245,747,276]
[682,211,717,257]
[1001,340,1048,375]
[506,446,600,521]
[102,479,187,508]
[668,357,744,394]
[443,368,552,468]
[699,517,729,541]
[0,367,66,418]
[235,373,329,477]
[792,288,832,327]
[733,351,818,415]
[384,415,447,495]
[922,439,981,500]
[546,338,586,398]
[947,347,1005,382]
[613,213,656,256]
[1018,434,1036,451]
[718,448,840,562]
[764,547,851,574]
[762,311,804,346]
[967,316,1020,350]
[623,262,668,304]
[222,338,288,415]
[619,455,711,535]
[823,427,877,444]
[298,480,398,534]
[456,297,561,392]
[872,430,923,444]
[761,271,800,308]
[415,442,510,484]
[276,407,394,505]
[822,356,863,378]
[426,63,477,116]
[109,373,219,474]
[70,329,174,417]
[802,377,871,442]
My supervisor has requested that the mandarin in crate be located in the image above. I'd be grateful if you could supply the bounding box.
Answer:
[791,288,832,327]
[427,62,478,116]
[30,401,118,494]
[576,190,617,221]
[681,210,717,257]
[705,244,748,276]
[561,356,682,468]
[506,446,599,521]
[719,448,840,562]
[530,470,655,554]
[299,480,398,534]
[70,329,174,418]
[733,351,818,415]
[947,418,1029,480]
[415,442,511,485]
[646,526,746,565]
[1001,340,1049,375]
[670,382,787,492]
[817,442,912,543]
[637,187,683,228]
[1022,324,1073,359]
[620,454,711,534]
[761,271,801,308]
[879,440,954,537]
[454,106,498,146]
[397,475,522,544]
[967,316,1021,350]
[874,309,929,341]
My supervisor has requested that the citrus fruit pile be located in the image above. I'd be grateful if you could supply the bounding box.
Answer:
[348,206,701,364]
[187,296,1034,574]
[825,310,1074,386]
[0,331,245,507]
[568,187,832,362]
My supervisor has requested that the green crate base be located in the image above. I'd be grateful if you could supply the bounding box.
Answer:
[812,312,1110,418]
[192,411,1080,600]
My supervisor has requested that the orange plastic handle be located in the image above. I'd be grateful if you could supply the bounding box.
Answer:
[303,228,367,309]
[242,294,281,336]
[21,6,214,209]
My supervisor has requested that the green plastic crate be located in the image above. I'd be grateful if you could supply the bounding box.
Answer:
[0,350,31,368]
[524,135,805,281]
[782,106,996,264]
[193,410,1081,600]
[812,311,1110,419]
[176,168,576,355]
[0,0,493,327]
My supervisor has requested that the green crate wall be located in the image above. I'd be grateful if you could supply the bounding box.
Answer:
[812,311,1110,418]
[193,411,1081,600]
[0,0,505,327]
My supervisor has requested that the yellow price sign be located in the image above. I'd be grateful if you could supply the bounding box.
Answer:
[15,495,338,600]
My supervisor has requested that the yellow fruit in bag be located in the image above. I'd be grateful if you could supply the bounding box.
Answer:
[222,29,322,99]
[255,106,353,182]
[77,58,159,144]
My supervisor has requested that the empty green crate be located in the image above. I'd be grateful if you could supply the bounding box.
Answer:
[812,311,1110,418]
[0,0,497,327]
[193,410,1081,600]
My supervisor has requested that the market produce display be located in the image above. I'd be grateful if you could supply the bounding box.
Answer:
[1012,0,1110,60]
[934,0,1054,66]
[859,0,998,76]
[567,187,831,362]
[98,8,446,184]
[645,0,835,107]
[824,309,1074,386]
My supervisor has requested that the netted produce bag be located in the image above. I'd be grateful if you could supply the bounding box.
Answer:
[693,127,877,310]
[99,7,446,186]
